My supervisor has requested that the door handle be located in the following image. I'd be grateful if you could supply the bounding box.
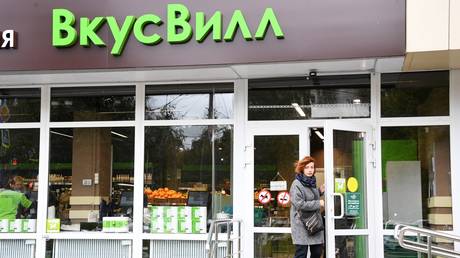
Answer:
[332,193,345,219]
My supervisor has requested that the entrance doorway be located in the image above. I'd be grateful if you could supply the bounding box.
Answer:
[246,121,374,258]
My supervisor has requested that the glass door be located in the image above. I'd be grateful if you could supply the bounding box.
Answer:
[324,121,373,258]
[248,124,311,258]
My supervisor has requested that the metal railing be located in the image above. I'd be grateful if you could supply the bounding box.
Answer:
[394,224,460,258]
[206,219,242,258]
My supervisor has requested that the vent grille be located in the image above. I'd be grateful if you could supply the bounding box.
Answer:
[150,240,227,258]
[53,239,131,258]
[0,239,35,258]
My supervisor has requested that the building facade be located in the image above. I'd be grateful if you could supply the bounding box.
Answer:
[0,1,459,258]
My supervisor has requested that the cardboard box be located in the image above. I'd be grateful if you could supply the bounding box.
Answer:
[0,219,8,232]
[191,207,207,220]
[46,219,61,233]
[177,206,191,219]
[191,218,206,234]
[21,219,36,233]
[150,206,207,234]
[8,219,20,232]
[103,217,129,233]
[177,218,192,233]
[163,206,178,218]
[150,217,164,233]
[163,216,178,233]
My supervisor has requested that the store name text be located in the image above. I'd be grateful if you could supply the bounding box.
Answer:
[0,30,17,49]
[52,4,284,56]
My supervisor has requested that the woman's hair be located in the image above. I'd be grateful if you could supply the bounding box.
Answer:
[294,156,316,174]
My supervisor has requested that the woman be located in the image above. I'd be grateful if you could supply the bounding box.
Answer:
[290,156,325,258]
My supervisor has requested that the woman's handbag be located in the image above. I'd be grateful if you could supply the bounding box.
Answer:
[302,211,324,235]
[296,185,324,235]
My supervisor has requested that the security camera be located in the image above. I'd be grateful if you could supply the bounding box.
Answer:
[306,70,317,80]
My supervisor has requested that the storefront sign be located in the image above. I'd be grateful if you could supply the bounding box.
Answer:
[257,189,271,204]
[270,180,287,191]
[0,30,17,49]
[0,0,405,71]
[52,5,284,56]
[276,191,290,206]
[345,192,361,216]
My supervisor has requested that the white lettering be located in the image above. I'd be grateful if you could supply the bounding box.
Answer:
[0,30,17,49]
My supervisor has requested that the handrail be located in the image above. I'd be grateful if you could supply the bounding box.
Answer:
[206,219,242,258]
[394,224,460,258]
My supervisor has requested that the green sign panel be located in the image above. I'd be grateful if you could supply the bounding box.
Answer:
[345,192,361,216]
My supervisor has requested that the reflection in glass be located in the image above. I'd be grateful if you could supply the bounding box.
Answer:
[51,86,135,121]
[145,83,233,120]
[143,125,232,233]
[383,235,427,258]
[254,135,298,227]
[381,71,449,117]
[254,233,296,258]
[0,129,39,232]
[333,130,367,230]
[249,75,370,120]
[381,126,451,230]
[336,235,367,258]
[0,88,40,122]
[48,128,134,232]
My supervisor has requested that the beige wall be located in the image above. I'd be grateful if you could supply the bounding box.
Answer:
[405,0,460,70]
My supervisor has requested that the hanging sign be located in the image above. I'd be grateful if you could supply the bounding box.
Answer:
[334,178,346,193]
[347,177,359,192]
[270,181,287,191]
[276,191,290,206]
[257,189,272,204]
[345,192,361,216]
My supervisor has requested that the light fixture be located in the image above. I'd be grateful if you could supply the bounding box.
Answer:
[353,99,361,104]
[291,103,306,117]
[116,183,134,187]
[111,131,128,138]
[50,130,73,139]
[315,130,324,140]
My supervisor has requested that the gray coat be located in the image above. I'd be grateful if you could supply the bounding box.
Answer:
[289,179,324,245]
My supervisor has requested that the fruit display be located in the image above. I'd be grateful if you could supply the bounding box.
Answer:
[144,187,188,205]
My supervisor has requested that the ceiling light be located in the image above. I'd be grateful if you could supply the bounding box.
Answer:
[111,131,128,138]
[50,131,73,139]
[315,130,324,140]
[291,103,306,117]
[353,99,361,104]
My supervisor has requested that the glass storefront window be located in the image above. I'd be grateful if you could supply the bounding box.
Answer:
[254,135,298,228]
[48,127,134,233]
[381,126,452,230]
[143,125,232,233]
[0,88,40,122]
[50,86,136,122]
[336,235,368,258]
[254,233,296,258]
[248,75,370,120]
[381,71,449,117]
[0,129,39,233]
[145,83,233,120]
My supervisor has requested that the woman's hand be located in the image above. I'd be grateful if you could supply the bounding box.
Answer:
[319,199,325,208]
[319,184,325,194]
